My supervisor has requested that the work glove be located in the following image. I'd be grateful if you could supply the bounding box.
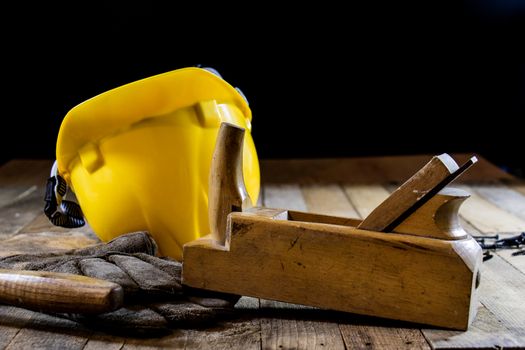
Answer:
[0,232,239,335]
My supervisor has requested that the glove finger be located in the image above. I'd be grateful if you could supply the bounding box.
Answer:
[149,301,229,327]
[79,258,140,296]
[131,253,182,284]
[108,255,182,295]
[74,232,157,257]
[0,232,157,271]
[47,259,82,275]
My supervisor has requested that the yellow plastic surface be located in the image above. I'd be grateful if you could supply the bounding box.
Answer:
[56,68,260,259]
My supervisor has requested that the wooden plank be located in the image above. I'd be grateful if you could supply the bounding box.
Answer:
[83,334,124,350]
[422,305,524,349]
[0,232,98,258]
[260,154,513,185]
[495,249,525,274]
[473,183,525,221]
[263,184,307,211]
[466,199,525,340]
[259,300,344,349]
[0,206,97,259]
[0,306,91,350]
[259,183,346,350]
[0,160,86,240]
[122,319,262,349]
[260,314,345,350]
[340,324,430,349]
[0,160,52,231]
[301,184,359,218]
[477,254,525,331]
[342,184,390,218]
[0,306,35,349]
[508,182,525,197]
[0,325,20,349]
[0,160,53,187]
[455,184,525,233]
[6,328,89,350]
[458,184,525,274]
[459,217,519,242]
[0,185,45,238]
[460,217,525,276]
[0,187,29,209]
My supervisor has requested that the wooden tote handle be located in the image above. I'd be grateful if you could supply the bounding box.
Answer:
[208,123,252,245]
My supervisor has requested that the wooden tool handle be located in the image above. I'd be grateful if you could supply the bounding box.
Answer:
[0,269,123,314]
[209,123,252,245]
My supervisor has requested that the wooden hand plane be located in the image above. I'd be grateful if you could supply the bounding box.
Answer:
[182,123,482,331]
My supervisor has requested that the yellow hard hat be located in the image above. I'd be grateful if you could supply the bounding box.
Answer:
[47,67,260,259]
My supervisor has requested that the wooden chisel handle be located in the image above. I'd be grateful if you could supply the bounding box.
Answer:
[0,269,123,314]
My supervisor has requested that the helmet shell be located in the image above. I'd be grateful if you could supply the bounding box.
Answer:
[56,67,260,259]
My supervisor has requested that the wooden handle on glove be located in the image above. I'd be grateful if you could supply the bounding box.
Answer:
[0,269,123,314]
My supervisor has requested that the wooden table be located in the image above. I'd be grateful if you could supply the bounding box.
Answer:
[1,155,524,349]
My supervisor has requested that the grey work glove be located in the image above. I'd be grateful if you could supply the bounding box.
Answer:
[0,232,239,335]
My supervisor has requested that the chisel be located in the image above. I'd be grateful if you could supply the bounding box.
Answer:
[0,269,123,314]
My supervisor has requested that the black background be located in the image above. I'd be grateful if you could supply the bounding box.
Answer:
[2,2,524,176]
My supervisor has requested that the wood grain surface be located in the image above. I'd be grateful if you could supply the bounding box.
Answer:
[1,155,524,349]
